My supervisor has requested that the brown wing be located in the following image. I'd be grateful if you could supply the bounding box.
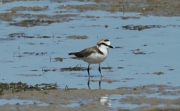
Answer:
[70,46,103,58]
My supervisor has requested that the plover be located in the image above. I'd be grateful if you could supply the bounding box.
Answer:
[69,39,113,77]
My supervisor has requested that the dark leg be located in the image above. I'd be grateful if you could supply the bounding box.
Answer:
[99,76,102,89]
[87,64,90,77]
[87,76,91,89]
[99,63,103,76]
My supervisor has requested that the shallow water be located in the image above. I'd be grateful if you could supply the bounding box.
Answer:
[0,0,180,110]
[0,99,48,106]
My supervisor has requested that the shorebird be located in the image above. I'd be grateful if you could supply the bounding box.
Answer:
[69,39,113,77]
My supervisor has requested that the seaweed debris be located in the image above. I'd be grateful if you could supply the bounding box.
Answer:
[61,64,87,72]
[0,82,58,95]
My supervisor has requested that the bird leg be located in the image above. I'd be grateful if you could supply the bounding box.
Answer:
[99,64,103,77]
[87,64,90,77]
[87,76,91,89]
[99,76,102,89]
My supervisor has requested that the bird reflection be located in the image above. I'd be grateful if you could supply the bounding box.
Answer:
[99,95,111,107]
[87,76,102,89]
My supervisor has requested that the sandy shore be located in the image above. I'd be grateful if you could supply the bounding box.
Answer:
[1,84,180,111]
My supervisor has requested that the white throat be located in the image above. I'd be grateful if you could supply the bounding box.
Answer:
[97,45,108,56]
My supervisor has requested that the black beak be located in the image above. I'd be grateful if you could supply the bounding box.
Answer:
[109,45,113,48]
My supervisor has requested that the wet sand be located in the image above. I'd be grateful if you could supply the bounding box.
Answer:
[1,83,180,110]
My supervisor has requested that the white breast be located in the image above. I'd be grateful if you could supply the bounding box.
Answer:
[82,47,108,64]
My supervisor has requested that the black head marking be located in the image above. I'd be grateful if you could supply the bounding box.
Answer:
[98,42,113,48]
[104,39,109,42]
[100,42,109,47]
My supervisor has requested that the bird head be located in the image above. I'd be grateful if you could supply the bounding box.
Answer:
[97,39,113,49]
